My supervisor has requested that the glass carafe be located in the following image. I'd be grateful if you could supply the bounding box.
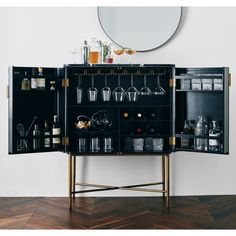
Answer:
[89,37,100,64]
[209,120,221,152]
[194,116,207,151]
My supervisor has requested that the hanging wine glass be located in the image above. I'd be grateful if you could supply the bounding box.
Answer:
[153,74,166,95]
[101,74,111,102]
[113,74,126,102]
[87,75,98,102]
[126,75,139,102]
[140,74,152,96]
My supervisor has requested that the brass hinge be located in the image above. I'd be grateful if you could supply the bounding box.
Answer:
[169,79,176,87]
[169,137,176,146]
[229,73,231,86]
[62,137,69,146]
[6,85,9,99]
[62,78,69,88]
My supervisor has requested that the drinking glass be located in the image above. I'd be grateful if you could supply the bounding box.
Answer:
[124,48,136,64]
[88,75,98,102]
[153,138,164,151]
[153,74,166,95]
[103,137,113,152]
[112,44,124,64]
[133,138,144,152]
[90,137,100,152]
[71,48,81,64]
[126,75,139,102]
[78,138,87,152]
[101,75,111,102]
[140,75,152,95]
[113,74,126,102]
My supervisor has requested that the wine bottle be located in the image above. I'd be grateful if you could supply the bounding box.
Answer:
[43,120,51,148]
[33,124,41,150]
[148,111,157,120]
[52,115,61,148]
[122,111,130,119]
[31,68,37,89]
[135,127,143,134]
[146,124,157,134]
[135,111,144,120]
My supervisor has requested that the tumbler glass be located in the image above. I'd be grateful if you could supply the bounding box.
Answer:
[133,138,144,152]
[90,137,100,152]
[152,138,164,151]
[78,138,87,152]
[103,137,113,152]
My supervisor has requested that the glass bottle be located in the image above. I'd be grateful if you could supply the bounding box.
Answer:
[21,72,30,90]
[89,37,100,64]
[194,116,206,151]
[31,68,37,89]
[106,46,114,64]
[43,120,51,148]
[98,40,104,64]
[33,124,41,150]
[209,120,221,152]
[181,120,190,149]
[81,40,90,64]
[37,67,46,90]
[52,115,61,148]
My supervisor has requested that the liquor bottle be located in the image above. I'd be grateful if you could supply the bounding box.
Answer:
[106,46,114,64]
[81,40,90,64]
[209,120,221,152]
[189,120,196,134]
[146,124,157,134]
[122,111,130,119]
[31,68,37,89]
[21,72,30,90]
[203,118,209,151]
[43,120,51,148]
[37,67,46,90]
[194,116,207,151]
[52,115,61,148]
[181,120,190,148]
[33,124,41,150]
[135,111,144,120]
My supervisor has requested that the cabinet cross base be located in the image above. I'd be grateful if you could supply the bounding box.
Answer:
[68,154,170,210]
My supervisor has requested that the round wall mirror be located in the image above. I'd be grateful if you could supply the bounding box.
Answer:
[98,7,182,52]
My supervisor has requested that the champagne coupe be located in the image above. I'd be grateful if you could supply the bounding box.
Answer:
[101,74,111,102]
[140,75,152,96]
[124,48,136,64]
[112,44,124,64]
[113,74,126,102]
[71,48,80,64]
[126,75,139,102]
[153,74,166,95]
[88,75,98,102]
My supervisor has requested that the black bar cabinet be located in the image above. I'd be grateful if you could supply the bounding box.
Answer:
[8,64,230,209]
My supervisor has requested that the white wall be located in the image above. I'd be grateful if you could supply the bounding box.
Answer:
[0,7,235,197]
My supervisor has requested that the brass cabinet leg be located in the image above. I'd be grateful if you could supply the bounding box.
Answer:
[162,155,166,200]
[73,155,76,199]
[68,155,73,211]
[165,154,170,208]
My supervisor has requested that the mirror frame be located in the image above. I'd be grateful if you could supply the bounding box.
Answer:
[97,7,182,52]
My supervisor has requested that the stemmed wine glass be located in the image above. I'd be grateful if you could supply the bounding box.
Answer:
[124,48,136,64]
[126,75,139,102]
[71,48,81,64]
[88,75,98,102]
[153,74,166,95]
[113,74,126,102]
[140,75,152,95]
[112,44,124,64]
[101,74,111,102]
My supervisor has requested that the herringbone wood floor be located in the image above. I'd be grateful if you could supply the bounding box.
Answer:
[0,196,236,229]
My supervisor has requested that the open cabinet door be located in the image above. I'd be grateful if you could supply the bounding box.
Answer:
[174,67,229,154]
[8,66,65,154]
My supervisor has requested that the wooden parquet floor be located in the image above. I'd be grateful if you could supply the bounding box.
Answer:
[0,196,236,229]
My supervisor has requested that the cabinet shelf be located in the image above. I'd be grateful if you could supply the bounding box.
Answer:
[175,133,223,140]
[70,104,171,108]
[120,119,170,122]
[176,89,223,93]
[175,148,224,154]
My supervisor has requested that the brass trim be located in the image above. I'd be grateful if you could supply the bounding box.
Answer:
[229,73,231,86]
[169,78,176,87]
[62,137,69,146]
[165,155,170,208]
[68,155,72,210]
[162,155,166,198]
[169,137,176,146]
[62,78,69,87]
[120,187,166,193]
